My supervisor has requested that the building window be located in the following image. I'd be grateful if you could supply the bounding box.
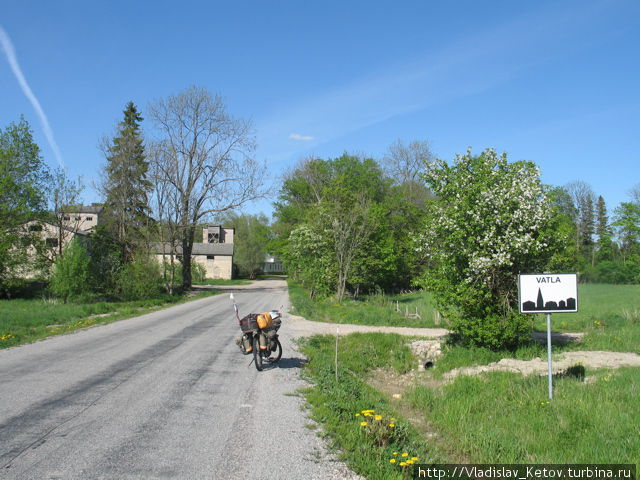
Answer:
[29,224,43,232]
[206,255,215,260]
[86,216,93,221]
[46,238,59,248]
[208,233,219,243]
[75,216,81,221]
[63,216,70,221]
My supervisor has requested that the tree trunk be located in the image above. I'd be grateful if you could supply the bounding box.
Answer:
[182,237,193,290]
[181,223,197,290]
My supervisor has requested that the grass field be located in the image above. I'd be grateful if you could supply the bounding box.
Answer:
[289,280,440,328]
[292,282,640,475]
[0,290,219,349]
[534,283,640,331]
[291,281,640,354]
[405,367,640,464]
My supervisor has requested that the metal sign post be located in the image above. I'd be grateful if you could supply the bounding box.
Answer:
[518,273,578,402]
[546,313,553,400]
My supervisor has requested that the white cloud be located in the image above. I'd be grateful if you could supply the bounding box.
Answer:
[0,26,64,168]
[289,133,315,141]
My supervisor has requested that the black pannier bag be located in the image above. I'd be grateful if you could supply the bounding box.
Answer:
[239,314,259,332]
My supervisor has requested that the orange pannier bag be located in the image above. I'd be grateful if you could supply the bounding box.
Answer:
[256,312,273,329]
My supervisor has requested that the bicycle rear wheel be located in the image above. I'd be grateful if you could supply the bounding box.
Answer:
[253,336,263,371]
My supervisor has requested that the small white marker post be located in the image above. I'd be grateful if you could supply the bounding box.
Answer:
[518,273,578,402]
[335,327,339,382]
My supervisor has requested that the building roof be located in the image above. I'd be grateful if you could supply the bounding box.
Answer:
[152,242,234,256]
[63,205,104,214]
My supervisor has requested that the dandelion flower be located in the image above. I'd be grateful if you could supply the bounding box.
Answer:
[390,459,396,464]
[412,457,419,461]
[389,424,395,428]
[402,452,409,457]
[392,452,398,456]
[400,462,407,467]
[374,415,382,421]
[360,421,368,427]
[355,413,360,417]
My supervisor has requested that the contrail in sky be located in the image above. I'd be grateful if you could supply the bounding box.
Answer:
[0,26,64,168]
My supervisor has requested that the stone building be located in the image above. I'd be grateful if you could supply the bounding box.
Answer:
[153,225,235,280]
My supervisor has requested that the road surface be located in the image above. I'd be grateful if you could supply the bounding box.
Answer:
[0,279,360,480]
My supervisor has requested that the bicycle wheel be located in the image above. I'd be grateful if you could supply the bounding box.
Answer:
[253,336,263,371]
[272,338,282,363]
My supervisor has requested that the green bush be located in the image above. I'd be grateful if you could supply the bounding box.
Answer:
[117,255,163,301]
[162,260,206,286]
[87,226,123,295]
[191,261,206,283]
[583,259,640,284]
[451,310,534,350]
[49,238,91,302]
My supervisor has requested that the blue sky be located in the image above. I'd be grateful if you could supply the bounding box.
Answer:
[2,0,639,218]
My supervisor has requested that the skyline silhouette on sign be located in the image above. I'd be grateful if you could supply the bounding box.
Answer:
[522,287,576,312]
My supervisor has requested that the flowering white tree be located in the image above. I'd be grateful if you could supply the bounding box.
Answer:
[417,148,557,348]
[283,224,335,298]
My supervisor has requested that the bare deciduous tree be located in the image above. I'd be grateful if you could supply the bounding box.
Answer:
[565,180,596,253]
[148,143,182,293]
[49,167,84,258]
[323,195,375,303]
[383,139,434,205]
[383,139,433,184]
[148,86,266,288]
[630,183,640,205]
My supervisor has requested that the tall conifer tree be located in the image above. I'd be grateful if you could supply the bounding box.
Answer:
[102,102,151,260]
[580,193,595,264]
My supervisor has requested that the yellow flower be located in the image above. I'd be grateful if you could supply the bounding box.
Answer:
[392,452,398,456]
[390,459,396,464]
[360,421,368,427]
[355,413,360,417]
[390,417,396,421]
[401,452,409,457]
[389,424,395,428]
[374,415,382,421]
[411,457,419,461]
[400,462,407,467]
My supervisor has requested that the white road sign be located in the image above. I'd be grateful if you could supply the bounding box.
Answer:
[518,273,578,313]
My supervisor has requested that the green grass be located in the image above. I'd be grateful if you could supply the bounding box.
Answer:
[289,280,441,328]
[533,283,640,332]
[291,281,640,470]
[299,333,449,479]
[405,368,640,466]
[0,290,220,349]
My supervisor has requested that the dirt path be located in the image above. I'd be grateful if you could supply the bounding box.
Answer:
[287,314,450,338]
[445,350,640,379]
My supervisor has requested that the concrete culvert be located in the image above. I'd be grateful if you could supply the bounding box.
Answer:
[424,360,434,369]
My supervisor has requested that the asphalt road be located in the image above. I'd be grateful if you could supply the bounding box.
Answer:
[0,279,360,480]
